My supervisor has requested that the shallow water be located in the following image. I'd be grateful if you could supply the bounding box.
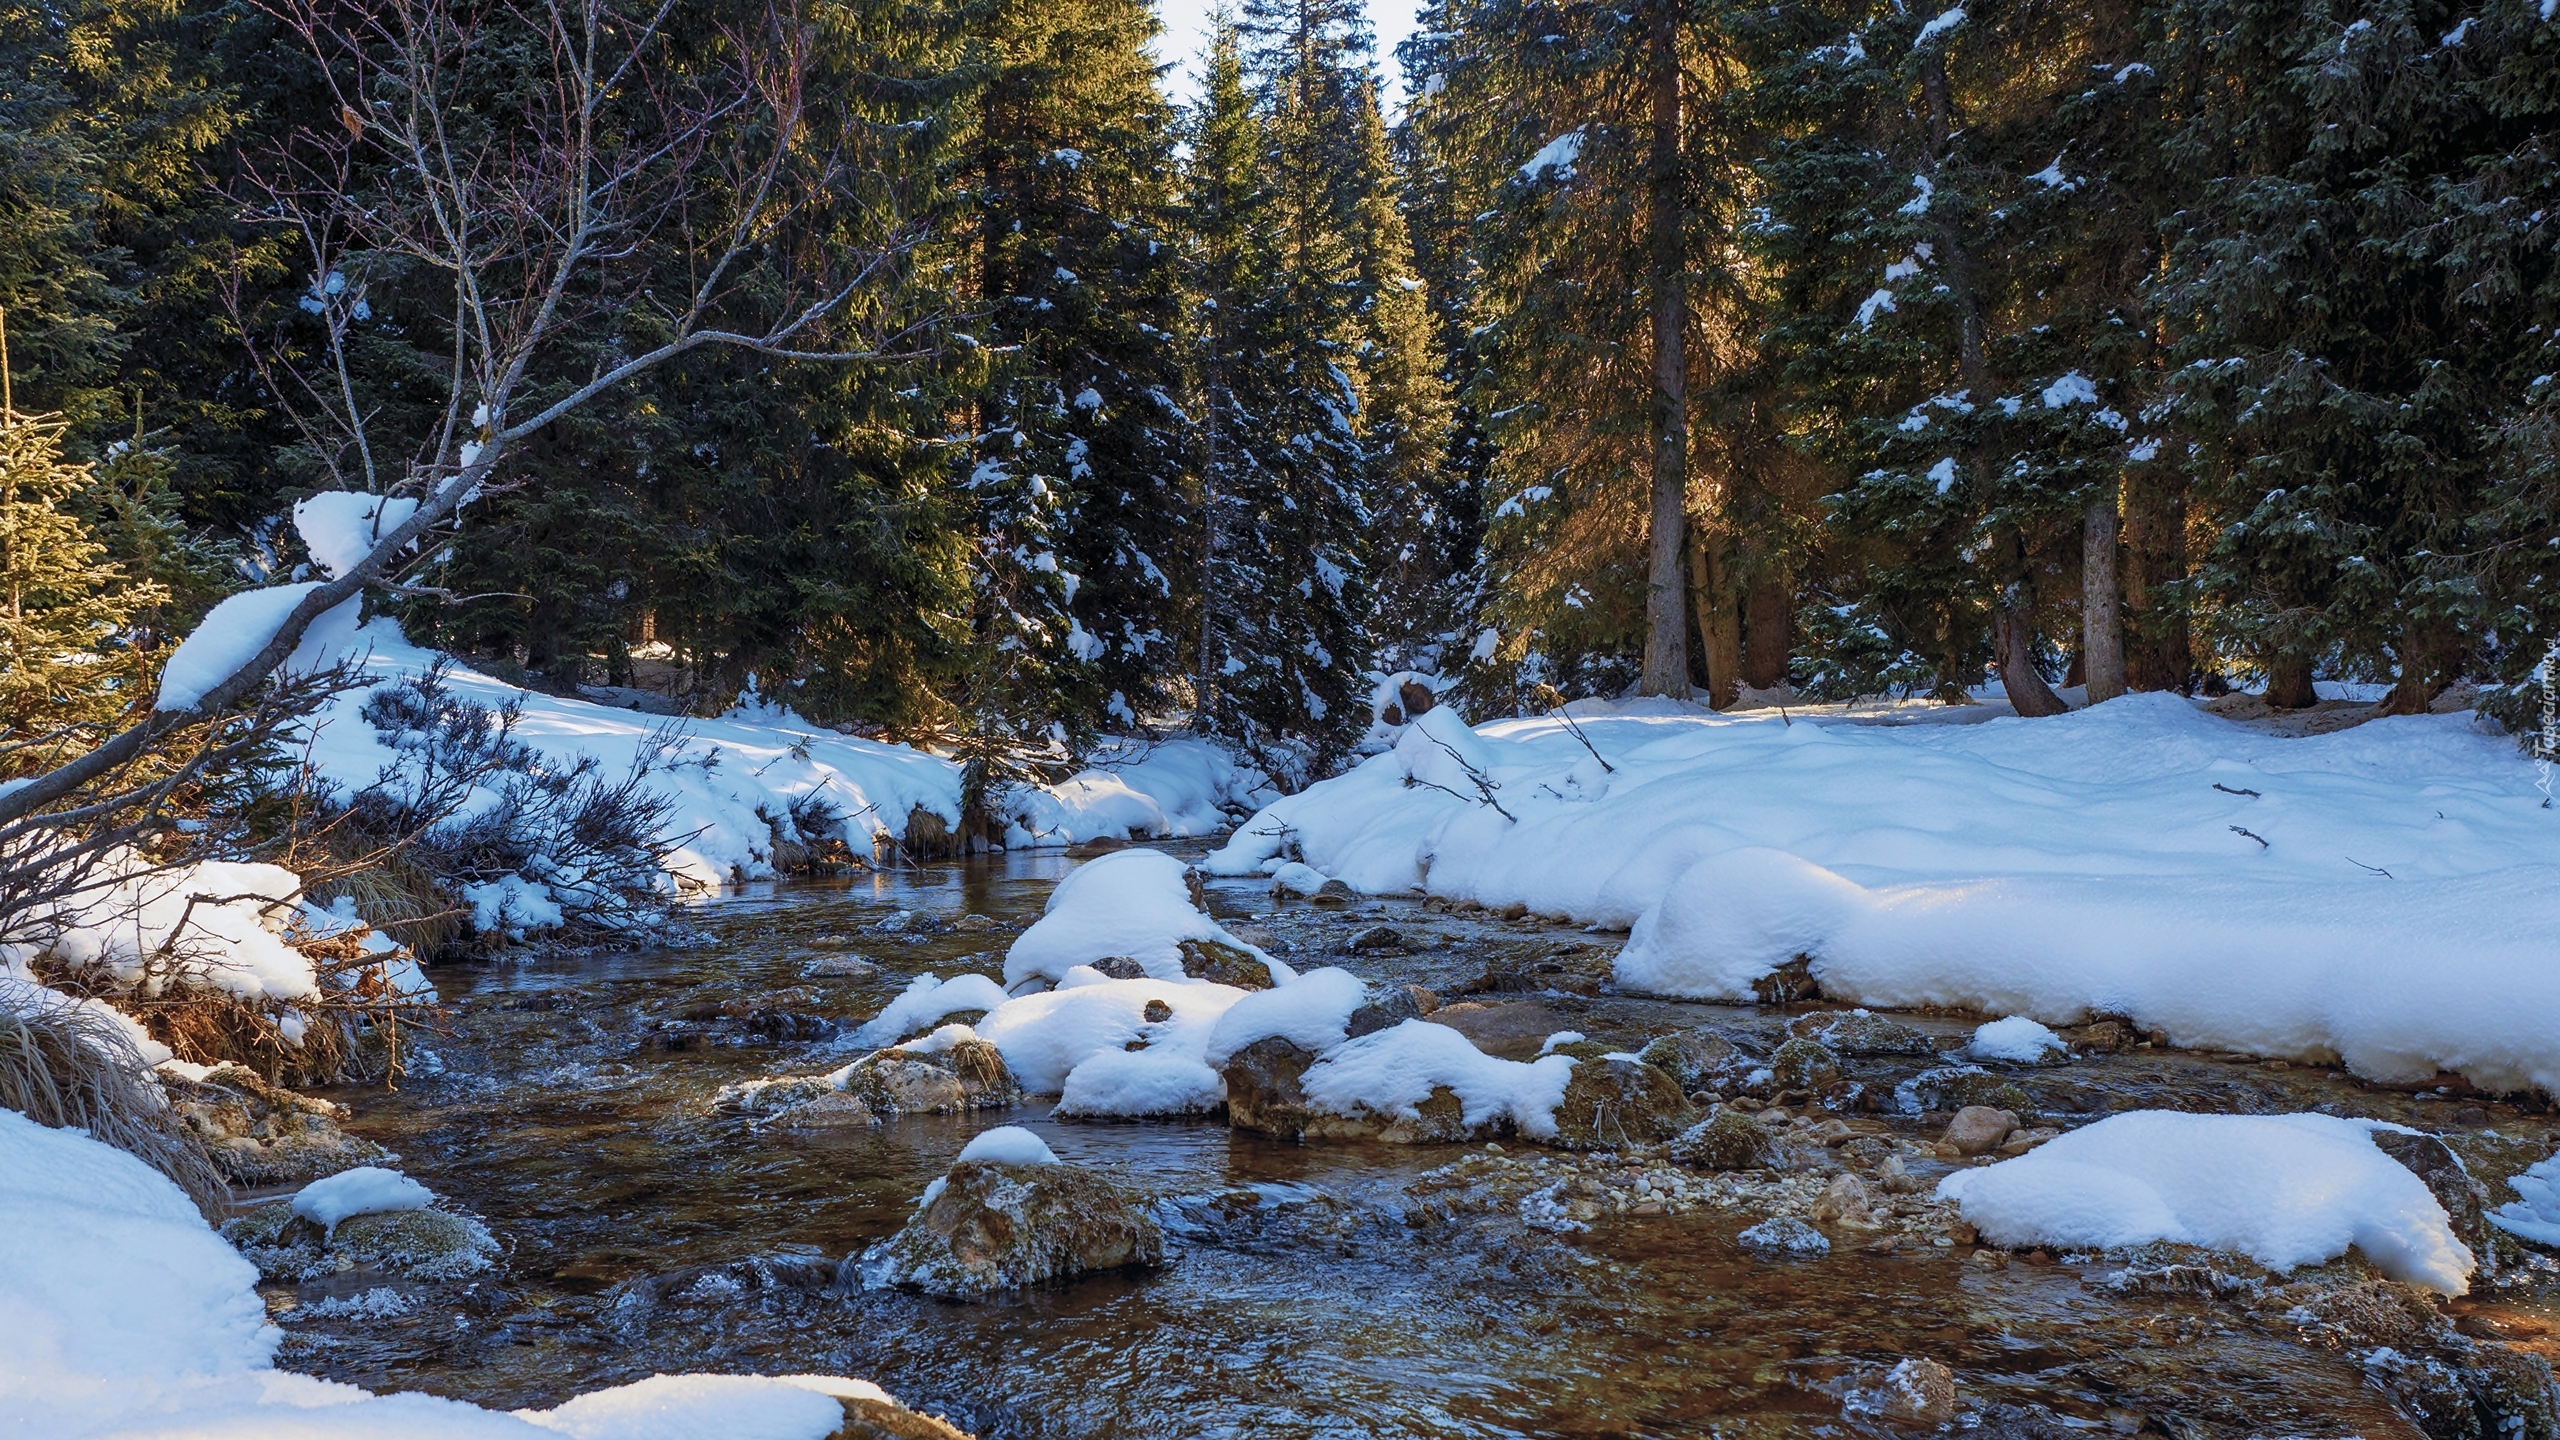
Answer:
[276,847,2560,1438]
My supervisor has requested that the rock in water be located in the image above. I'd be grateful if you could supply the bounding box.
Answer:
[1854,1358,1957,1426]
[1177,938,1275,989]
[1549,1058,1698,1149]
[1767,1037,1843,1093]
[1786,1009,1937,1057]
[1344,983,1439,1039]
[1636,1028,1755,1095]
[855,1160,1163,1299]
[1737,1215,1831,1259]
[1669,1108,1785,1171]
[1941,1105,2019,1157]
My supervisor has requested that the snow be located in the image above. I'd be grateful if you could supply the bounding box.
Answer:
[849,972,1012,1048]
[1897,173,1935,215]
[1202,967,1368,1065]
[1204,693,2560,1093]
[158,581,330,710]
[955,1125,1057,1166]
[0,1108,893,1439]
[1003,848,1288,988]
[1914,6,1965,43]
[1970,1015,2068,1062]
[1855,287,1898,328]
[1519,130,1583,179]
[977,976,1247,1097]
[2489,1153,2560,1246]
[2042,370,2102,408]
[1296,1019,1580,1140]
[0,974,175,1066]
[1270,861,1338,895]
[293,492,421,580]
[33,857,319,1003]
[1001,737,1269,848]
[292,1166,433,1234]
[1937,1110,2474,1294]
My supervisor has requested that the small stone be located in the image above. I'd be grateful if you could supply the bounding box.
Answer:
[1065,836,1131,857]
[801,954,882,979]
[951,913,1003,934]
[1177,937,1276,989]
[1941,1105,2019,1156]
[1787,1009,1937,1057]
[1636,1029,1755,1094]
[1345,924,1408,953]
[1345,983,1438,1039]
[1875,1153,1925,1195]
[1089,956,1148,980]
[1737,1215,1831,1259]
[1141,998,1173,1024]
[1868,1358,1957,1426]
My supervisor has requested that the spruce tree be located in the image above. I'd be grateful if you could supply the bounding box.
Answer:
[0,399,165,759]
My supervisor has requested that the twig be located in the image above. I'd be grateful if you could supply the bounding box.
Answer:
[1545,705,1613,773]
[2229,825,2269,848]
[2344,856,2393,879]
[2212,783,2261,798]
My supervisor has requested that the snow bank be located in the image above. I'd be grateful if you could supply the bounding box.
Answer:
[1208,692,2560,1092]
[36,858,317,1003]
[158,581,330,710]
[1000,737,1271,848]
[1203,967,1368,1065]
[1970,1016,2068,1063]
[0,1108,891,1438]
[1297,1020,1580,1140]
[1936,1110,2473,1294]
[1003,849,1288,988]
[292,1166,432,1234]
[2489,1153,2560,1247]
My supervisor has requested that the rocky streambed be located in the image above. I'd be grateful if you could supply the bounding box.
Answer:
[248,845,2560,1438]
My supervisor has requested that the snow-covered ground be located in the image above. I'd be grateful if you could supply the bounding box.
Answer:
[0,1107,916,1439]
[1206,693,2560,1094]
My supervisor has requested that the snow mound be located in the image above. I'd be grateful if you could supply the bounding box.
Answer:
[36,858,319,1003]
[1001,738,1270,848]
[1208,693,2560,1093]
[852,973,1011,1048]
[1003,848,1287,988]
[0,1107,892,1438]
[1203,967,1368,1066]
[1936,1110,2473,1294]
[976,975,1247,1100]
[2489,1153,2560,1247]
[956,1126,1056,1166]
[292,1166,432,1234]
[1297,1019,1579,1140]
[1970,1016,2069,1063]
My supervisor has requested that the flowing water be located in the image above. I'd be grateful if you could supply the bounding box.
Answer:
[270,847,2560,1438]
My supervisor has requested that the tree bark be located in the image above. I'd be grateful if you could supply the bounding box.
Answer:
[2376,620,2457,716]
[1741,565,1790,691]
[1636,9,1690,699]
[2122,467,2188,692]
[2264,652,2318,709]
[1994,592,2072,716]
[1689,529,1742,709]
[2081,486,2126,703]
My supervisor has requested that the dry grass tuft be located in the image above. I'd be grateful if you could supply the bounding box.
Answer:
[0,995,228,1208]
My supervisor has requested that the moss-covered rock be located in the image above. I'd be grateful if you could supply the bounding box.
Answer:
[1668,1107,1786,1172]
[1767,1037,1843,1094]
[1548,1057,1697,1149]
[854,1160,1162,1299]
[1786,1009,1938,1057]
[1636,1029,1756,1094]
[1906,1065,2033,1116]
[223,1200,497,1281]
[1177,938,1275,990]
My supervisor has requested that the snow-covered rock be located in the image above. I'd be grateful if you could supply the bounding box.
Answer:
[1936,1110,2475,1294]
[290,1165,431,1235]
[1970,1016,2069,1063]
[1003,849,1288,989]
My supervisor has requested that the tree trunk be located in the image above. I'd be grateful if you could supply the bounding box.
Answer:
[1689,529,1742,709]
[2263,652,2318,709]
[1635,10,1690,699]
[1994,595,2072,716]
[2122,468,2188,692]
[2082,487,2126,703]
[2376,621,2457,716]
[1741,566,1790,691]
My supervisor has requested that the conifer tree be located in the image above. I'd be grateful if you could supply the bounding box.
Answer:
[0,397,165,758]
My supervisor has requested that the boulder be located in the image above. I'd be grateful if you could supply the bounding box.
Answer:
[1089,956,1147,980]
[224,1200,498,1282]
[1177,938,1276,990]
[854,1160,1163,1299]
[1426,999,1574,1061]
[1941,1105,2018,1157]
[1345,983,1439,1039]
[1548,1057,1698,1149]
[1907,1065,2034,1116]
[1636,1028,1757,1095]
[838,1394,978,1440]
[1345,924,1408,954]
[2370,1130,2502,1281]
[840,1039,1021,1121]
[1767,1037,1843,1094]
[1786,1009,1937,1057]
[1221,1035,1474,1143]
[1669,1108,1786,1172]
[168,1065,393,1187]
[1399,680,1438,718]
